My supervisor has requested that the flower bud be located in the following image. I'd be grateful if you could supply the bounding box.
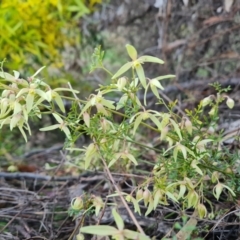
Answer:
[208,106,216,116]
[225,168,233,174]
[2,90,10,98]
[208,212,215,219]
[71,197,83,210]
[160,126,169,141]
[187,190,199,208]
[213,182,223,200]
[226,97,234,109]
[0,98,8,115]
[201,95,213,107]
[136,188,143,201]
[117,77,127,91]
[211,171,219,183]
[76,233,85,240]
[100,118,110,132]
[83,112,90,128]
[143,188,151,206]
[125,195,132,202]
[197,203,207,219]
[185,118,192,135]
[153,189,163,209]
[7,165,18,172]
[92,196,104,216]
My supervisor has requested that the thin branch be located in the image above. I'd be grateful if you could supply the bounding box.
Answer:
[95,142,145,235]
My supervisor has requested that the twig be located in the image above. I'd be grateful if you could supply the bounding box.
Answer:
[95,142,145,235]
[0,172,79,181]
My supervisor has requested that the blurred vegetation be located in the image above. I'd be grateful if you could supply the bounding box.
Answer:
[0,0,102,75]
[0,0,104,157]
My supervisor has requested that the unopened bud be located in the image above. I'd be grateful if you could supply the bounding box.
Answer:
[76,233,85,240]
[160,126,169,141]
[211,171,219,183]
[143,188,151,206]
[117,77,127,91]
[201,95,213,107]
[83,112,90,128]
[2,90,10,98]
[187,190,199,208]
[208,106,216,116]
[197,203,207,219]
[71,197,83,210]
[185,118,193,135]
[226,97,234,109]
[213,182,223,200]
[136,188,143,201]
[100,118,109,132]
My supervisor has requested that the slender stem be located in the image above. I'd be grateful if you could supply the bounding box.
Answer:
[68,82,82,110]
[101,66,113,76]
[95,142,145,235]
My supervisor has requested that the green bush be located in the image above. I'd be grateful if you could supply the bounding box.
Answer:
[0,45,237,239]
[0,0,101,72]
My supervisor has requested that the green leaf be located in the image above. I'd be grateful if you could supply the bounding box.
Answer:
[13,102,22,115]
[112,62,132,79]
[10,114,21,130]
[13,70,20,79]
[112,209,124,231]
[80,225,118,236]
[108,156,119,168]
[123,229,151,240]
[31,66,46,78]
[143,84,150,106]
[54,87,79,94]
[173,146,178,161]
[138,55,164,64]
[145,198,154,216]
[101,98,115,109]
[166,191,179,202]
[16,88,29,98]
[151,79,164,90]
[130,197,141,215]
[135,64,146,88]
[0,117,10,128]
[178,184,187,199]
[149,114,162,130]
[79,100,92,118]
[35,89,48,101]
[18,126,27,142]
[125,153,138,165]
[133,114,143,135]
[0,72,15,81]
[52,113,64,124]
[62,126,71,139]
[155,74,176,80]
[0,98,8,116]
[26,92,34,113]
[222,184,236,197]
[153,190,162,209]
[191,160,203,175]
[179,144,187,159]
[170,119,182,140]
[54,92,65,113]
[150,84,160,100]
[40,124,59,131]
[126,44,138,60]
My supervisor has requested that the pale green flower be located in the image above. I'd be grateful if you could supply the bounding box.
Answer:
[112,44,164,88]
[40,113,71,140]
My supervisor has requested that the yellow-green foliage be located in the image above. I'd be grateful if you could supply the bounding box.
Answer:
[0,0,101,71]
